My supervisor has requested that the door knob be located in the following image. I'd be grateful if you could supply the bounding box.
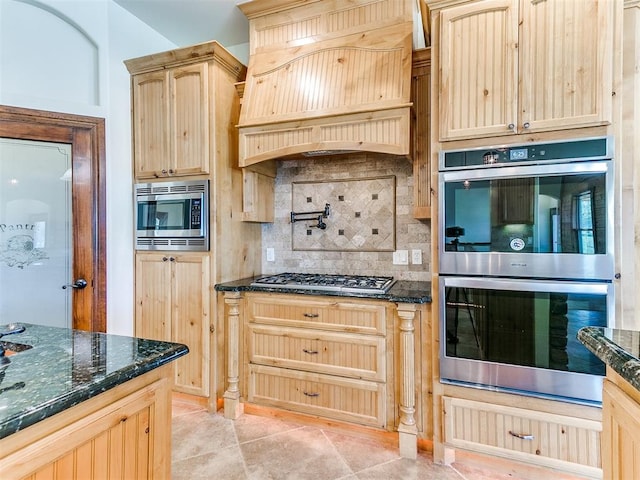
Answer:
[62,278,88,290]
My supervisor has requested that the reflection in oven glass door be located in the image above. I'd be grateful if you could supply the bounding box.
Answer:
[443,171,607,255]
[445,285,606,376]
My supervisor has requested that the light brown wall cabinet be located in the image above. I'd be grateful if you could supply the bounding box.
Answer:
[492,178,534,225]
[131,63,210,179]
[437,0,615,141]
[135,253,210,397]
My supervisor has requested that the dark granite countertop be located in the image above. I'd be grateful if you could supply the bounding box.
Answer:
[0,323,188,439]
[578,327,640,393]
[215,276,432,304]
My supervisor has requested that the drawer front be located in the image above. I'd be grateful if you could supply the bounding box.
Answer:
[248,365,386,428]
[247,294,386,334]
[248,325,385,381]
[443,397,602,477]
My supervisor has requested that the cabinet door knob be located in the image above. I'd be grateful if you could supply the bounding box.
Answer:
[168,169,175,174]
[507,123,515,131]
[522,122,530,129]
[303,313,319,318]
[162,256,169,262]
[161,169,167,175]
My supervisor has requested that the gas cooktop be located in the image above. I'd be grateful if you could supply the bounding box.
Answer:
[250,273,396,294]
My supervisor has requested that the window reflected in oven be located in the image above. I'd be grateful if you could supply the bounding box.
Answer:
[443,172,607,255]
[444,285,607,376]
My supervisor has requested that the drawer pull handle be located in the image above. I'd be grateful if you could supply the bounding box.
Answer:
[303,313,319,318]
[303,391,320,397]
[509,431,534,441]
[303,348,318,355]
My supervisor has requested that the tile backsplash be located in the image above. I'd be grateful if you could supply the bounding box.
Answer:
[291,176,396,252]
[261,152,430,281]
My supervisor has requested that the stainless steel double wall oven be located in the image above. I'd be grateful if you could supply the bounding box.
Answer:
[438,137,614,405]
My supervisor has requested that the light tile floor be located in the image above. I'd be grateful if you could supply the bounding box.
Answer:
[170,399,565,480]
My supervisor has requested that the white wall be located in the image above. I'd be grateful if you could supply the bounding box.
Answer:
[0,0,177,335]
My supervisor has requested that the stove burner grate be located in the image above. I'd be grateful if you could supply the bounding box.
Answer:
[251,273,395,294]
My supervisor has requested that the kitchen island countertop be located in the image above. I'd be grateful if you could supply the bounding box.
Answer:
[0,323,188,439]
[215,276,432,303]
[578,326,640,393]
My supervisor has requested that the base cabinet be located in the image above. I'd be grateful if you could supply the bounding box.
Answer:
[602,374,640,479]
[0,367,173,480]
[135,252,210,396]
[245,293,390,429]
[443,396,602,478]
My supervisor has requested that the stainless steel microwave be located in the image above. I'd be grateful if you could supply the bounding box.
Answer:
[134,179,209,251]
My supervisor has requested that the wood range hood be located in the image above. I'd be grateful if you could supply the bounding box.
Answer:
[237,0,414,167]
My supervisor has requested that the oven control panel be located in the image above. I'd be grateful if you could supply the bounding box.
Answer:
[441,137,611,170]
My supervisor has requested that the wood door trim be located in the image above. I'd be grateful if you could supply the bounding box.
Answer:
[0,105,107,332]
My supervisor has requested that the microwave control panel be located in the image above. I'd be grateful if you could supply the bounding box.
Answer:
[190,199,202,228]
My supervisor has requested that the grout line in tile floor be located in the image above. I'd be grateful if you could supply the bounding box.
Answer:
[170,399,537,480]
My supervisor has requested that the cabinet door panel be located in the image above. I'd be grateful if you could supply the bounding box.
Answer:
[602,379,640,480]
[132,71,169,178]
[170,63,210,176]
[439,0,518,140]
[172,254,210,395]
[411,49,431,219]
[135,254,172,342]
[0,378,167,480]
[519,0,614,131]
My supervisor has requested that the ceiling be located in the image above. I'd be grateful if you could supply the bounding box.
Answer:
[113,0,430,58]
[113,0,250,48]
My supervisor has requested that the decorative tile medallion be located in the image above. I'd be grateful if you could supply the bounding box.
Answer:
[292,176,396,251]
